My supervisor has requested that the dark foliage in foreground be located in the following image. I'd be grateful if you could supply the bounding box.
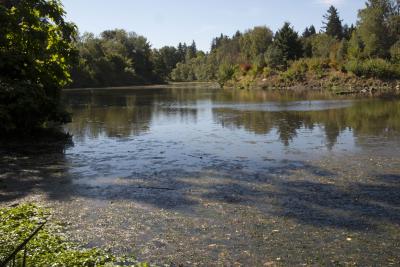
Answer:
[0,0,76,134]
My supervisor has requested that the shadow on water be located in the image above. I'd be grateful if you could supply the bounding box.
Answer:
[1,87,400,234]
[0,136,73,202]
[2,143,399,232]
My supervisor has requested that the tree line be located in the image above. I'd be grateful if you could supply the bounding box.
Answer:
[70,31,199,88]
[170,0,399,86]
[14,0,399,91]
[71,1,399,87]
[0,0,399,134]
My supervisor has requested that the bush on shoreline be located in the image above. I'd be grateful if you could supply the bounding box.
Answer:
[0,81,71,134]
[345,59,400,80]
[0,0,76,135]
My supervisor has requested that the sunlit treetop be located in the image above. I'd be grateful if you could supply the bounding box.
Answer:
[0,0,77,90]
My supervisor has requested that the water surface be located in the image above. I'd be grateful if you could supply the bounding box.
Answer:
[1,85,400,266]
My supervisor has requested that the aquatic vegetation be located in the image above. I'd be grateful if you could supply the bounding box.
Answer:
[0,204,148,266]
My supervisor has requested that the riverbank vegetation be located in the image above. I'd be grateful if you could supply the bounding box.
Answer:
[0,203,147,266]
[0,0,76,135]
[69,0,400,91]
[1,0,399,136]
[70,31,199,88]
[168,0,400,90]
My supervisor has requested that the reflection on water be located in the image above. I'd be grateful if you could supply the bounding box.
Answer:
[60,86,400,185]
[2,86,400,265]
[63,86,400,161]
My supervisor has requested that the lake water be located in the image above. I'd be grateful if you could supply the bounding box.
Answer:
[63,85,399,178]
[1,84,400,265]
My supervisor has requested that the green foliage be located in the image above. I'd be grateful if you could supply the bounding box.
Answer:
[262,67,273,78]
[0,0,77,88]
[390,41,400,63]
[0,0,76,134]
[71,35,202,86]
[336,39,349,62]
[152,46,180,80]
[302,25,317,38]
[170,53,216,82]
[264,44,286,70]
[305,58,330,70]
[281,60,308,81]
[357,0,399,58]
[310,34,339,58]
[342,24,356,40]
[301,37,313,58]
[274,22,303,63]
[345,58,400,79]
[252,53,266,71]
[185,41,198,61]
[347,31,364,59]
[168,1,398,86]
[239,26,273,60]
[171,62,196,82]
[0,204,147,267]
[217,63,236,87]
[323,5,343,39]
[0,81,70,133]
[71,30,160,88]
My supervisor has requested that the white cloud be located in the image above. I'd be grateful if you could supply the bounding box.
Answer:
[317,0,345,6]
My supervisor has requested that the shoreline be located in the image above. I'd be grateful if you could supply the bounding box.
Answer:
[63,79,400,95]
[63,81,219,92]
[224,74,400,95]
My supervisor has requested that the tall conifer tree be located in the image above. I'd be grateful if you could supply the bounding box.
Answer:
[323,6,343,39]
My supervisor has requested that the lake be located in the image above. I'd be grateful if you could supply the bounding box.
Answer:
[1,84,400,265]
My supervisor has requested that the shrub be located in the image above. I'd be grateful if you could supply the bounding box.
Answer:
[262,67,273,78]
[0,0,77,135]
[217,63,236,87]
[264,45,286,70]
[390,41,400,63]
[239,63,252,73]
[305,58,330,77]
[310,34,338,58]
[305,58,329,71]
[252,54,267,71]
[345,59,400,79]
[281,60,308,81]
[0,81,71,135]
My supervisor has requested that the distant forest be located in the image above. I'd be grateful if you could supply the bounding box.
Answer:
[70,0,400,88]
[0,0,399,134]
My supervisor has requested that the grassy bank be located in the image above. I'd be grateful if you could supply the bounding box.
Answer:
[222,58,400,94]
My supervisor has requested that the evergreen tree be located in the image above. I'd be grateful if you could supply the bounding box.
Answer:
[177,42,187,62]
[211,34,229,52]
[233,30,242,39]
[274,22,303,64]
[323,5,343,39]
[342,24,356,40]
[186,40,197,60]
[302,27,311,38]
[309,25,317,35]
[302,25,316,38]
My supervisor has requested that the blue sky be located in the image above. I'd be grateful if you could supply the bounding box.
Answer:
[63,0,365,51]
